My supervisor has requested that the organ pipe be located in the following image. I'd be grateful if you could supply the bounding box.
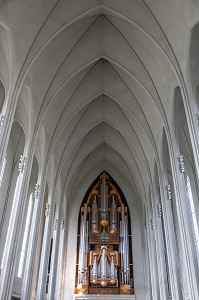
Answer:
[110,254,117,284]
[120,203,130,285]
[101,246,107,286]
[92,254,98,284]
[100,172,108,227]
[78,203,87,284]
[110,195,117,234]
[91,196,98,234]
[101,173,108,212]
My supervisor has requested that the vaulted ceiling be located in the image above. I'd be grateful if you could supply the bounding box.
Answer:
[1,0,198,207]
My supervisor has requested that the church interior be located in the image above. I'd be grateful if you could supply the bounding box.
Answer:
[0,1,199,299]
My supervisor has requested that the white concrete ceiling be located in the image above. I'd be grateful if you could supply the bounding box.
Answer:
[1,0,199,207]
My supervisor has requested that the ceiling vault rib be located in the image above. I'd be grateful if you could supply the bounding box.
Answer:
[34,15,102,130]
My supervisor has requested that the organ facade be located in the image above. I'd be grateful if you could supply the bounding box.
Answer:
[75,172,134,295]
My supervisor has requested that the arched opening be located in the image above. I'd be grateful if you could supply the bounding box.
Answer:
[186,175,199,252]
[0,120,25,270]
[75,171,134,295]
[0,79,5,114]
[174,86,199,256]
[31,181,49,300]
[17,155,39,279]
[153,162,171,297]
[0,23,11,113]
[173,86,199,298]
[162,128,184,298]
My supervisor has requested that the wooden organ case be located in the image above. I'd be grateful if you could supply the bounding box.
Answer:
[75,172,134,295]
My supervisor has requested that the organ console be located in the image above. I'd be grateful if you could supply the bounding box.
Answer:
[75,172,134,295]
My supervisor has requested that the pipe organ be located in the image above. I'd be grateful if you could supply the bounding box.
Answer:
[75,172,134,295]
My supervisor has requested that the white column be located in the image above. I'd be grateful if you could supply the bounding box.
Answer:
[160,181,182,300]
[171,146,199,299]
[0,95,16,175]
[153,203,168,300]
[48,210,61,300]
[54,219,65,300]
[183,87,199,198]
[36,190,55,300]
[145,208,160,300]
[21,171,47,300]
[0,143,35,299]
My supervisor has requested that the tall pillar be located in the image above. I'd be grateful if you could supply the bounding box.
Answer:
[36,189,55,300]
[145,208,160,300]
[54,219,65,300]
[48,209,61,300]
[21,171,47,300]
[159,181,182,300]
[0,95,16,175]
[153,203,168,300]
[171,145,199,299]
[183,86,199,197]
[0,143,35,299]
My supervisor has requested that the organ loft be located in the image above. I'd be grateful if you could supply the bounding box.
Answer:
[75,172,134,295]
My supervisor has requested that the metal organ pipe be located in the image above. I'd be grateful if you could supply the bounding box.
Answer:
[123,215,129,284]
[92,254,98,284]
[119,219,124,284]
[78,203,87,284]
[110,254,117,284]
[91,196,98,233]
[120,206,124,284]
[110,195,117,233]
[120,204,129,285]
[100,173,108,223]
[101,173,108,211]
[98,260,101,279]
[125,215,129,284]
[101,246,107,286]
[85,220,89,270]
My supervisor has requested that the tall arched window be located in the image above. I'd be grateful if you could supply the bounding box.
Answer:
[186,175,199,252]
[0,173,22,270]
[0,156,6,187]
[0,80,5,113]
[17,192,34,278]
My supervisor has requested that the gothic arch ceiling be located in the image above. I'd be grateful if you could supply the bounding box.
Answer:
[2,0,199,207]
[63,145,141,212]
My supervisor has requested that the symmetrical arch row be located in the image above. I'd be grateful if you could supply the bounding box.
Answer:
[0,1,199,300]
[0,87,198,300]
